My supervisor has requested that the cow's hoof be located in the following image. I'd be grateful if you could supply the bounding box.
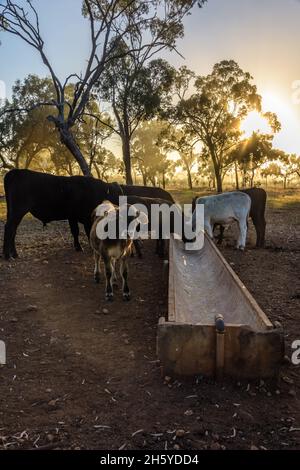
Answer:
[5,254,17,261]
[75,245,83,252]
[105,293,114,302]
[123,293,131,301]
[94,274,100,284]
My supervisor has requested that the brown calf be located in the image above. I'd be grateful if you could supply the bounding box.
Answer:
[90,201,147,301]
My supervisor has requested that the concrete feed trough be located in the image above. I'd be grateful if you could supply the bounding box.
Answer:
[157,235,284,378]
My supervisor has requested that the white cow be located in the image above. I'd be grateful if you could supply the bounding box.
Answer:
[192,192,251,250]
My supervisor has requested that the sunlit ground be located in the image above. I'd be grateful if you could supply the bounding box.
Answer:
[266,189,300,209]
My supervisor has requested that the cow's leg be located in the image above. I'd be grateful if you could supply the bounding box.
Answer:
[120,258,130,301]
[259,218,266,248]
[237,218,248,250]
[252,216,266,248]
[103,254,113,301]
[69,219,82,252]
[216,225,225,245]
[111,258,118,286]
[84,221,92,242]
[133,239,143,258]
[205,222,214,240]
[3,212,26,260]
[157,239,165,258]
[94,252,101,284]
[157,223,165,258]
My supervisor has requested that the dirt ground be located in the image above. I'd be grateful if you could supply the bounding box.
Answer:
[0,193,300,450]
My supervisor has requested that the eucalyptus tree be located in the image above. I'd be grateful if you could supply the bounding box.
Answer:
[173,60,279,192]
[0,75,112,174]
[96,54,175,184]
[159,126,198,189]
[0,0,207,178]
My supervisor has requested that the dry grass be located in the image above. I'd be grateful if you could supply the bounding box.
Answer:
[170,187,300,211]
[0,188,299,222]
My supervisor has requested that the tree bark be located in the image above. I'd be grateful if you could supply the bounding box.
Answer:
[58,125,91,176]
[208,145,222,193]
[150,176,156,187]
[187,167,193,190]
[162,172,166,189]
[234,161,239,190]
[215,172,223,193]
[250,168,255,188]
[121,134,133,185]
[142,172,147,186]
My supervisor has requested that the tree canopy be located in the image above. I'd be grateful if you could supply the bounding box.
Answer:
[0,0,206,179]
[171,60,281,192]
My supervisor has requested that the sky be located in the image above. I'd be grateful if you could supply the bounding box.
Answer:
[0,0,300,154]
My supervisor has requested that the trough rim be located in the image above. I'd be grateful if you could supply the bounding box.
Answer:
[168,233,274,331]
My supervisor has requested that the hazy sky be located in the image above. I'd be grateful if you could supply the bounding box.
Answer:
[1,0,300,154]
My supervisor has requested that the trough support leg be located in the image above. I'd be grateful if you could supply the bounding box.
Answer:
[215,314,225,382]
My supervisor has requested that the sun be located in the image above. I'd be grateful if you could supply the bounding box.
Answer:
[240,110,271,138]
[261,91,300,154]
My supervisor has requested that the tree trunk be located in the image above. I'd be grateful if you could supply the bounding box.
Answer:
[215,171,223,193]
[150,177,156,187]
[59,126,91,176]
[250,168,255,188]
[93,163,101,179]
[209,145,222,193]
[142,172,147,186]
[242,169,247,187]
[162,172,166,189]
[187,167,193,190]
[234,161,239,190]
[121,134,133,185]
[68,162,73,176]
[284,177,287,189]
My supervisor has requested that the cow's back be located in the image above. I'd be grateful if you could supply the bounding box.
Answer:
[4,169,109,224]
[241,188,267,220]
[196,192,251,221]
[121,184,174,203]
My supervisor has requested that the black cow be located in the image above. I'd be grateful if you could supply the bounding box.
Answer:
[3,169,174,260]
[240,188,267,248]
[192,188,267,248]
